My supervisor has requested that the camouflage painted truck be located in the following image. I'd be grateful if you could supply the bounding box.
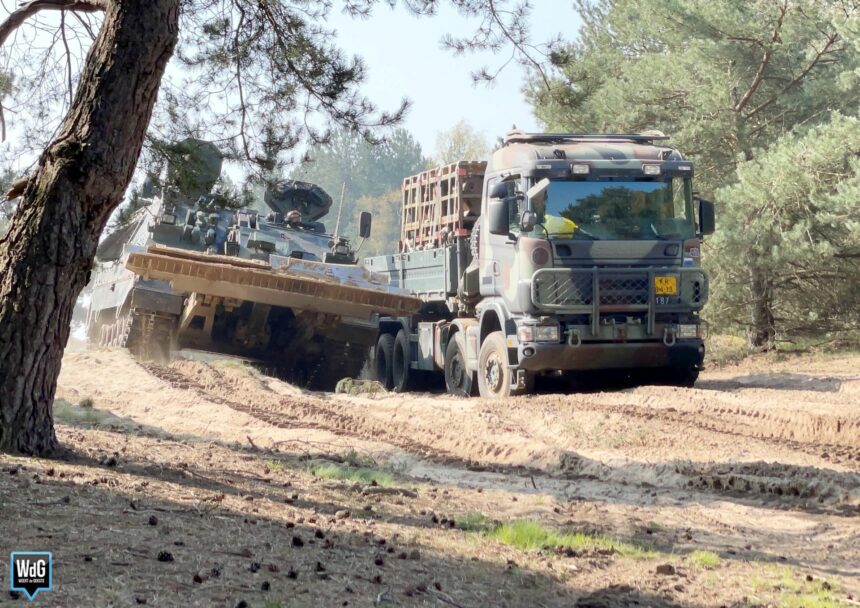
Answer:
[364,131,716,397]
[87,139,420,387]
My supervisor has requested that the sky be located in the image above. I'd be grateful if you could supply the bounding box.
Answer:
[0,1,582,174]
[326,2,582,155]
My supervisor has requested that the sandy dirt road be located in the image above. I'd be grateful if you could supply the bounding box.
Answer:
[4,349,857,606]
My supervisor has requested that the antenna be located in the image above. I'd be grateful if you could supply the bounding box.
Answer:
[333,182,346,241]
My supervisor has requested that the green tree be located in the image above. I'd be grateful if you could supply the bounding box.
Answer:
[529,0,860,347]
[433,119,489,165]
[355,189,402,256]
[291,127,424,235]
[711,114,860,343]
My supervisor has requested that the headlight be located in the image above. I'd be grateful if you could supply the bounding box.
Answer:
[535,325,560,342]
[677,324,698,339]
[517,324,559,343]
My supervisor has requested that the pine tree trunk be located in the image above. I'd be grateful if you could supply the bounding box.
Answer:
[748,268,776,350]
[0,0,179,455]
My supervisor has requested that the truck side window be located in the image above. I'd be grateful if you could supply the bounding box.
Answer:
[486,176,522,231]
[505,178,522,230]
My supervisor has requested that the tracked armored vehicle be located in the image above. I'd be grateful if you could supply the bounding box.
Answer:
[87,139,420,387]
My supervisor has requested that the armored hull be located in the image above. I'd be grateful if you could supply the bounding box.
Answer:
[87,141,419,387]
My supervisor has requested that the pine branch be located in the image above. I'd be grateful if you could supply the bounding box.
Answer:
[733,0,787,114]
[0,0,106,47]
[746,32,841,119]
[0,0,108,139]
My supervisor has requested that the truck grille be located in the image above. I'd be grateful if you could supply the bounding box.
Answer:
[533,272,594,306]
[533,270,650,309]
[599,275,649,306]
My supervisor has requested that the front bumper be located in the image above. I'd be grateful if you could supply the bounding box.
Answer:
[517,339,705,372]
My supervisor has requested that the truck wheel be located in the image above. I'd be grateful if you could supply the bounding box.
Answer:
[445,333,476,397]
[392,330,411,393]
[374,333,395,390]
[655,366,699,388]
[477,331,519,398]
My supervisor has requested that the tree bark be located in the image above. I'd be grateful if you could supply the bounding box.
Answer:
[748,267,776,350]
[0,0,179,455]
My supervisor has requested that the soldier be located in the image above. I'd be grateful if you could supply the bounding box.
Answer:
[286,209,302,226]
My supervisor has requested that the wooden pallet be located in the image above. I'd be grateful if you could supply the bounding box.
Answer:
[400,161,486,251]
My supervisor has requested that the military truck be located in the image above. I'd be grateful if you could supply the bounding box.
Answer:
[365,131,716,397]
[87,139,420,387]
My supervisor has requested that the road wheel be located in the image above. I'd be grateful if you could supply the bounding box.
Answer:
[374,333,395,390]
[478,331,516,398]
[445,332,476,397]
[392,329,411,393]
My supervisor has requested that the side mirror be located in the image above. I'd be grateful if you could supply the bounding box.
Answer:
[359,211,372,239]
[487,198,510,235]
[520,209,537,232]
[697,198,715,235]
[489,181,508,200]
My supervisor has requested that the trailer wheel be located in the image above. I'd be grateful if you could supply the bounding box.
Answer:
[445,333,476,397]
[374,333,395,390]
[392,330,411,393]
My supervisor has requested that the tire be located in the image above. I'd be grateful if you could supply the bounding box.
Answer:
[392,330,411,393]
[659,367,699,388]
[374,333,395,390]
[445,332,476,397]
[633,367,699,388]
[477,331,521,398]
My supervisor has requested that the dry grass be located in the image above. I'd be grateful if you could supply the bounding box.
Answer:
[749,566,844,608]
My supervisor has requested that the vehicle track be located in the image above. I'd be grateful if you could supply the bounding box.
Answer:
[142,362,509,466]
[142,359,860,509]
[532,396,860,470]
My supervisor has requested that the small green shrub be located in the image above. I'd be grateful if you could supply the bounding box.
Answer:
[456,512,494,533]
[688,549,722,570]
[265,459,285,472]
[485,520,655,559]
[310,462,394,487]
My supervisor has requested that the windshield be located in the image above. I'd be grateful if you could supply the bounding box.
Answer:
[533,178,696,241]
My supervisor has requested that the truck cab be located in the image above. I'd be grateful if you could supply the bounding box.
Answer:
[365,131,715,398]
